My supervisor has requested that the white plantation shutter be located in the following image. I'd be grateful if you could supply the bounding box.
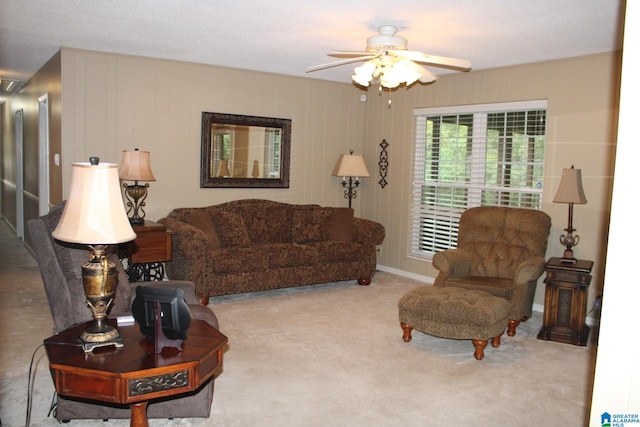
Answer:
[411,100,547,259]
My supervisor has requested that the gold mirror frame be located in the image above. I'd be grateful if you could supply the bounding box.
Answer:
[200,112,291,188]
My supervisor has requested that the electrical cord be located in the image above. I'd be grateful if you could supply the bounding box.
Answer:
[25,339,83,425]
[25,343,44,427]
[25,342,82,426]
[47,391,57,419]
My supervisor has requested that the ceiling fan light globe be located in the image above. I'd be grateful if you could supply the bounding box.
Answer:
[380,74,400,89]
[352,62,376,86]
[355,61,375,75]
[398,61,422,85]
[405,72,421,86]
[419,75,437,83]
[352,73,371,87]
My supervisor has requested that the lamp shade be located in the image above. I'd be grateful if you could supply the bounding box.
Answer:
[332,153,371,178]
[53,160,136,245]
[119,149,156,181]
[217,159,230,177]
[553,166,587,204]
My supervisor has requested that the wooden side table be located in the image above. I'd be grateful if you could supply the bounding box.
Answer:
[44,319,227,427]
[537,257,593,346]
[123,221,174,282]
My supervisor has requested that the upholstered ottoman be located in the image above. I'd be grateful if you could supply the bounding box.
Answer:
[398,286,510,360]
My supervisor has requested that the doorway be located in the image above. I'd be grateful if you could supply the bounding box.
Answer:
[15,109,24,239]
[38,94,50,215]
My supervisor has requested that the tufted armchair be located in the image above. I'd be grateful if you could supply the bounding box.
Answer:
[432,206,551,336]
[27,202,221,422]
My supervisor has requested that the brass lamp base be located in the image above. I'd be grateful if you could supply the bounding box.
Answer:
[81,323,124,352]
[123,182,149,225]
[81,246,124,353]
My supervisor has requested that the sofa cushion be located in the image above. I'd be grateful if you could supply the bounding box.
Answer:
[292,208,332,244]
[209,247,268,273]
[214,210,251,247]
[266,243,318,268]
[323,208,354,242]
[182,211,221,248]
[265,207,294,243]
[292,207,355,243]
[238,205,293,244]
[308,241,364,263]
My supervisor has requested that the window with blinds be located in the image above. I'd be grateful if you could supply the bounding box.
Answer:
[264,128,281,178]
[211,130,232,176]
[411,100,547,258]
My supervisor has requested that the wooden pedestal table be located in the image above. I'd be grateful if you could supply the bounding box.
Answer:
[44,319,227,427]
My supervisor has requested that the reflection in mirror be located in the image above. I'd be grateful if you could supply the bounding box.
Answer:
[201,112,291,188]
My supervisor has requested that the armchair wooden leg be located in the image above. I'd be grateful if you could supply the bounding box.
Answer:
[472,339,488,360]
[199,296,210,306]
[400,322,413,342]
[357,278,371,286]
[507,319,520,336]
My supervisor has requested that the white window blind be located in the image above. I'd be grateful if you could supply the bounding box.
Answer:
[411,100,547,259]
[264,128,281,178]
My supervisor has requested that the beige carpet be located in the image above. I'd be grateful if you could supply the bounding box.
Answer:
[0,220,597,426]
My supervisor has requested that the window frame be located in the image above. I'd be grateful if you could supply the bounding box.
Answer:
[410,100,548,260]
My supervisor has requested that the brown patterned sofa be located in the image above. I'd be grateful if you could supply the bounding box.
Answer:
[158,199,385,304]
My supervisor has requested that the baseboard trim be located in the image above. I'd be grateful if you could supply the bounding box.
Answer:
[376,264,434,285]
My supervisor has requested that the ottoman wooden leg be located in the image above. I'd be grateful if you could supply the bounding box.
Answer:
[472,339,488,360]
[491,331,504,348]
[400,322,413,342]
[507,319,520,336]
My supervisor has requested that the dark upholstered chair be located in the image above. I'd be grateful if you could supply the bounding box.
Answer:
[432,206,551,336]
[27,202,221,422]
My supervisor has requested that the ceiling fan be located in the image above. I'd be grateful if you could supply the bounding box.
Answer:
[306,25,471,89]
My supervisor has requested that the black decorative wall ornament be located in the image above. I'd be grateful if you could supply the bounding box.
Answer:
[378,139,389,188]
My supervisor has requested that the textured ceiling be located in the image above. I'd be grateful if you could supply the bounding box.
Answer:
[0,0,625,93]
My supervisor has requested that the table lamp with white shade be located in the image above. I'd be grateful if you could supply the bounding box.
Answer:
[52,157,136,352]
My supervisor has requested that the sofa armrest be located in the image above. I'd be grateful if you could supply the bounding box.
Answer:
[157,217,211,299]
[158,217,209,245]
[352,217,385,246]
[432,249,472,286]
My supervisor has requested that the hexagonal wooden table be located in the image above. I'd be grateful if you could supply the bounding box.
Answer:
[44,319,227,427]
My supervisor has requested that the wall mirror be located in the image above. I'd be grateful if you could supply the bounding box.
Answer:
[201,112,291,188]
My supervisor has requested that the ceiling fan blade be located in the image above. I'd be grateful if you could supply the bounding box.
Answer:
[390,50,471,71]
[306,56,376,73]
[328,50,374,58]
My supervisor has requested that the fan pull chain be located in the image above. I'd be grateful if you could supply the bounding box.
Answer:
[378,84,392,108]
